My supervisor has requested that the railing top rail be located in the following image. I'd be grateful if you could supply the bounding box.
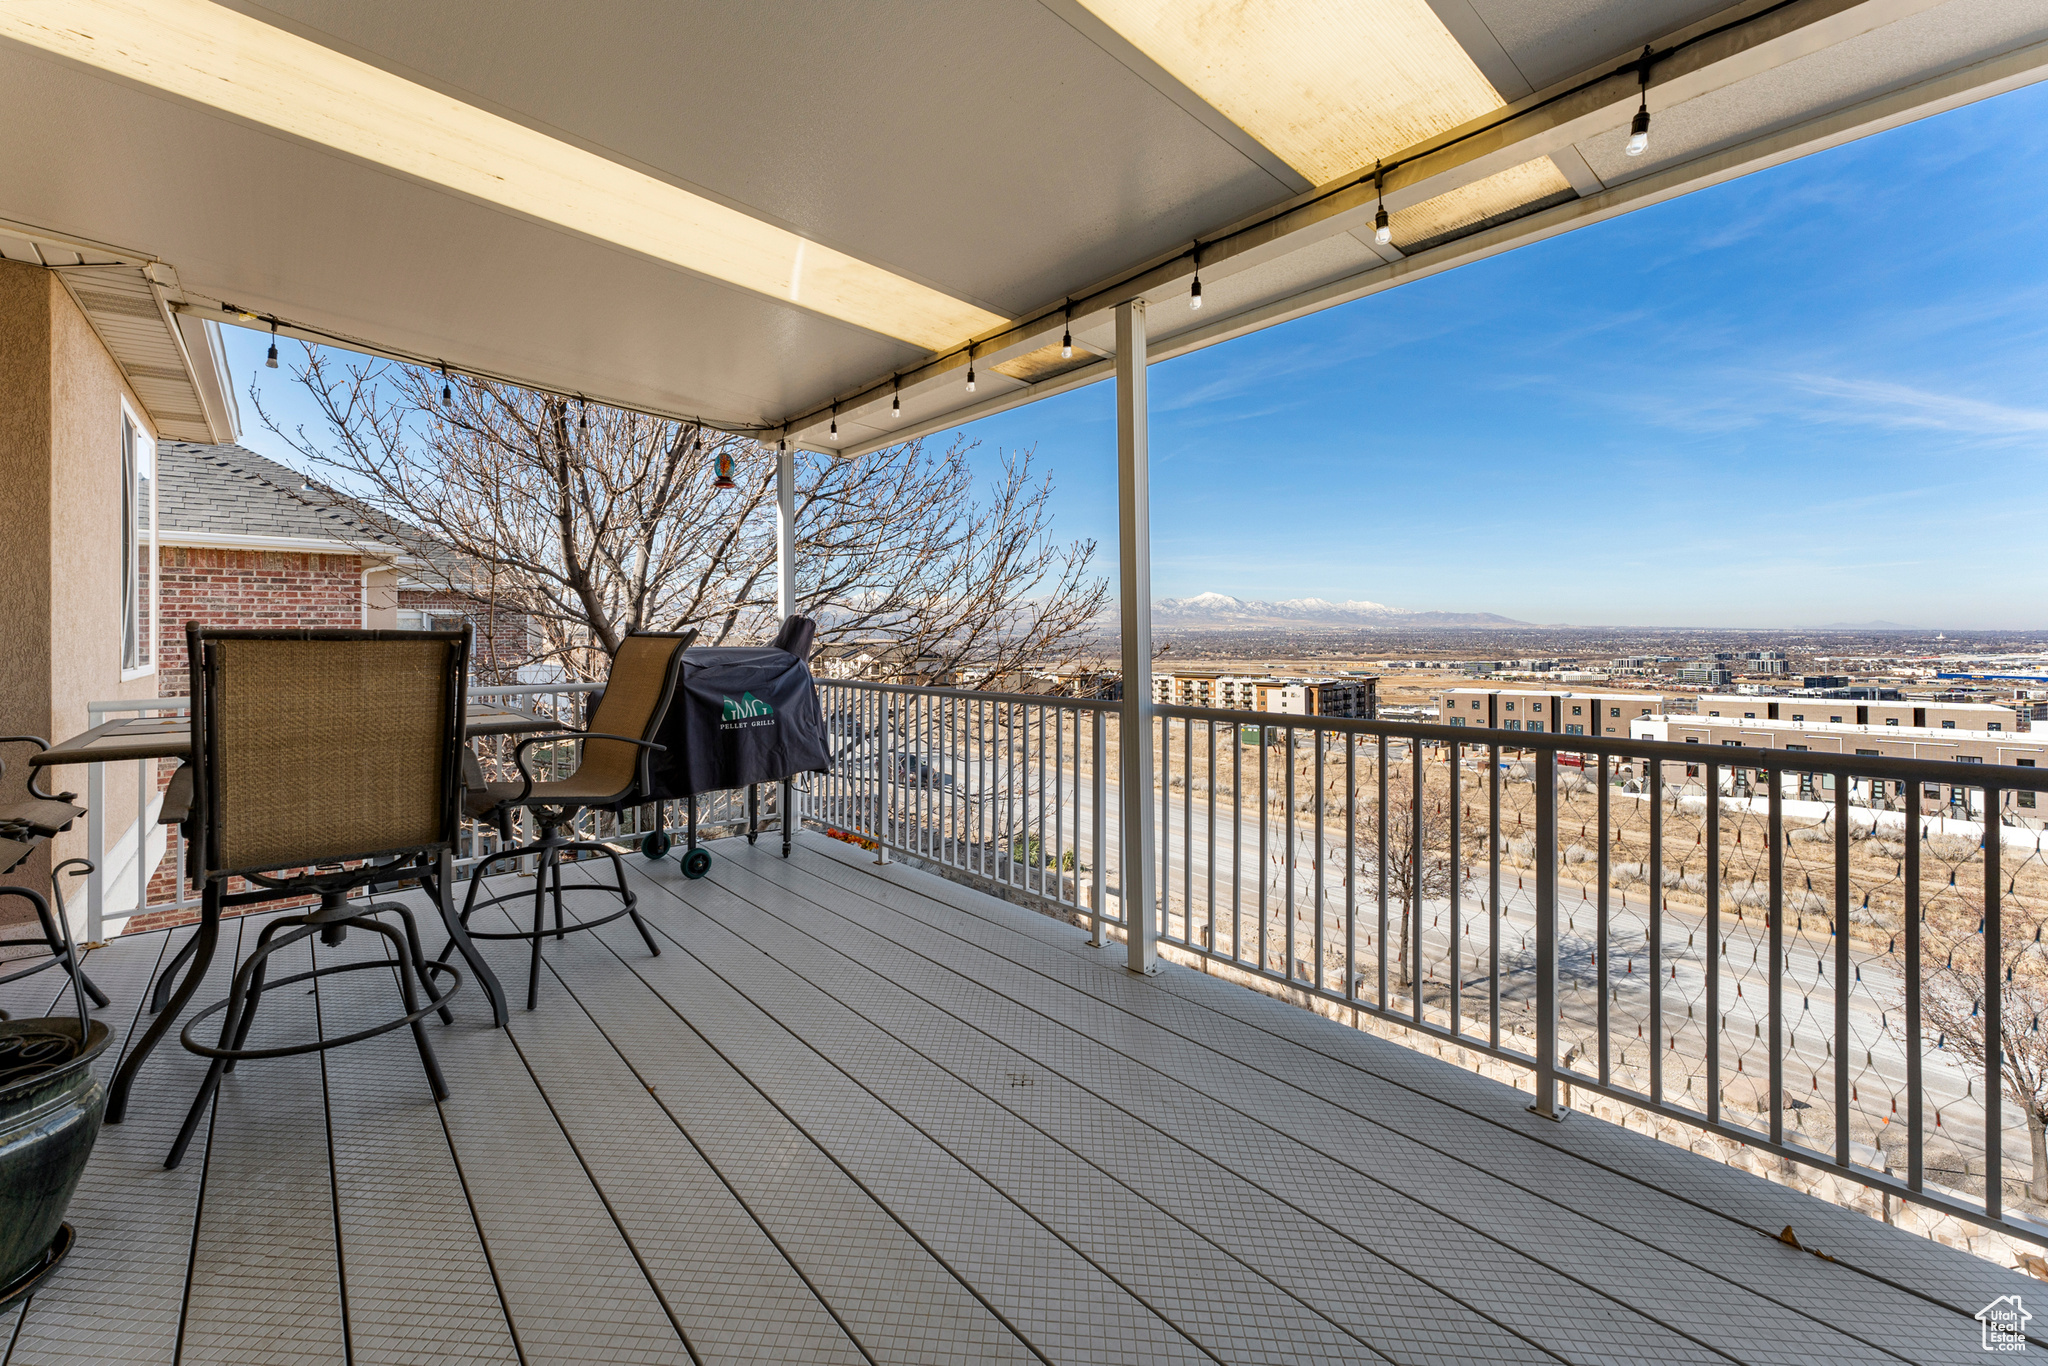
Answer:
[467,681,601,695]
[818,677,1118,712]
[1153,701,2048,789]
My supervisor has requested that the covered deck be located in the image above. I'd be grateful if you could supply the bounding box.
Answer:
[0,834,2019,1365]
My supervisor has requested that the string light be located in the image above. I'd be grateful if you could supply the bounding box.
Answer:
[265,318,278,368]
[1626,46,1652,156]
[578,395,588,430]
[890,382,901,421]
[1061,306,1072,359]
[1189,251,1202,310]
[965,347,976,393]
[1372,161,1391,246]
[829,409,838,441]
[439,362,450,404]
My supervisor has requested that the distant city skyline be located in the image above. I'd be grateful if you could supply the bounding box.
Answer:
[224,79,2048,631]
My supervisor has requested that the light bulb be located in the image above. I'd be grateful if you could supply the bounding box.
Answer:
[829,414,838,439]
[966,361,976,393]
[891,392,901,421]
[1373,207,1391,246]
[1626,107,1650,157]
[1061,328,1072,359]
[1189,275,1202,310]
[266,320,278,368]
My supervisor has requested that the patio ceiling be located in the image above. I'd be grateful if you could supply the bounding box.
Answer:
[1,0,2043,454]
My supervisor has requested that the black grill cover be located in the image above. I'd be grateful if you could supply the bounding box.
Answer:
[643,646,830,799]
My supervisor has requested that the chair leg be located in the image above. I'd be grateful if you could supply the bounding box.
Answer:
[528,848,551,1011]
[358,916,449,1101]
[166,921,308,1170]
[434,848,506,1028]
[551,854,566,941]
[437,847,519,967]
[151,929,202,1014]
[223,919,311,1076]
[110,893,220,1124]
[585,841,660,959]
[390,903,455,1026]
[27,888,109,1008]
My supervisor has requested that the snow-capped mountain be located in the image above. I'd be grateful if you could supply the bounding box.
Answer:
[1153,594,1526,629]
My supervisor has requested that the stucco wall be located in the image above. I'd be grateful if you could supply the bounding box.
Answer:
[0,260,165,921]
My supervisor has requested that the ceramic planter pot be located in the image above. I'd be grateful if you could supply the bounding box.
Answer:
[0,1017,109,1306]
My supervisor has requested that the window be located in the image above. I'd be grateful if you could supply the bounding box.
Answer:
[1791,713,1804,722]
[1785,744,1808,751]
[1830,715,1843,724]
[1571,705,1582,716]
[1609,707,1620,718]
[1685,737,1700,743]
[1925,783,1942,799]
[1744,712,1755,719]
[119,406,155,675]
[1855,748,1879,756]
[1526,721,1544,733]
[1449,716,1464,727]
[1942,720,1956,730]
[1504,701,1515,711]
[1989,722,2003,732]
[1504,720,1520,731]
[1470,700,1481,709]
[1707,710,1720,717]
[1722,740,1742,747]
[2022,758,2037,809]
[1565,724,1583,735]
[1885,718,1899,726]
[1956,755,1983,764]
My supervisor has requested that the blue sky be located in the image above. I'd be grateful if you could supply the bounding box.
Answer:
[227,79,2048,630]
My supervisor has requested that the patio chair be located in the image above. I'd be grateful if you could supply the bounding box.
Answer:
[0,737,107,1015]
[447,629,694,1010]
[162,626,471,1169]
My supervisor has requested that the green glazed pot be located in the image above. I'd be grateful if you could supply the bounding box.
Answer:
[0,1017,109,1302]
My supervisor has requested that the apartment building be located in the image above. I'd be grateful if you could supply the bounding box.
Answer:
[1694,694,2017,732]
[1154,671,1377,719]
[1630,714,2046,818]
[1437,688,1664,737]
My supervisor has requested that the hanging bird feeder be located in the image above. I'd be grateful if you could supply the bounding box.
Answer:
[712,444,737,490]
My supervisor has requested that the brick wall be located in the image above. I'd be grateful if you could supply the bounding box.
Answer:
[141,545,365,920]
[157,546,365,697]
[398,589,531,680]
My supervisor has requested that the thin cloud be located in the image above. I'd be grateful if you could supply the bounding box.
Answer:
[1782,375,2048,437]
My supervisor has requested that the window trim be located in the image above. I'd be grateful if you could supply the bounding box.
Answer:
[118,398,157,682]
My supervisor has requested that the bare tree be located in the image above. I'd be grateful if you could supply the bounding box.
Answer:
[255,348,1107,681]
[1355,748,1469,988]
[1908,920,2048,1203]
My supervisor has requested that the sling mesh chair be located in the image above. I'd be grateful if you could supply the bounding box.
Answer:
[163,625,471,1169]
[450,629,694,1010]
[0,737,107,1015]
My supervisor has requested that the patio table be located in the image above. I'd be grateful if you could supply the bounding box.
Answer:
[34,702,561,1123]
[28,701,561,768]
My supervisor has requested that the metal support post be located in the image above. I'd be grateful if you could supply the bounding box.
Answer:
[775,440,796,621]
[1115,298,1156,975]
[1530,746,1565,1119]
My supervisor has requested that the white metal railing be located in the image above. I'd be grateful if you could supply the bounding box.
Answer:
[69,683,777,940]
[809,677,2048,1250]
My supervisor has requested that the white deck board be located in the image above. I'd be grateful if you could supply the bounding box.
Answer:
[741,841,1974,1363]
[1,835,2034,1366]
